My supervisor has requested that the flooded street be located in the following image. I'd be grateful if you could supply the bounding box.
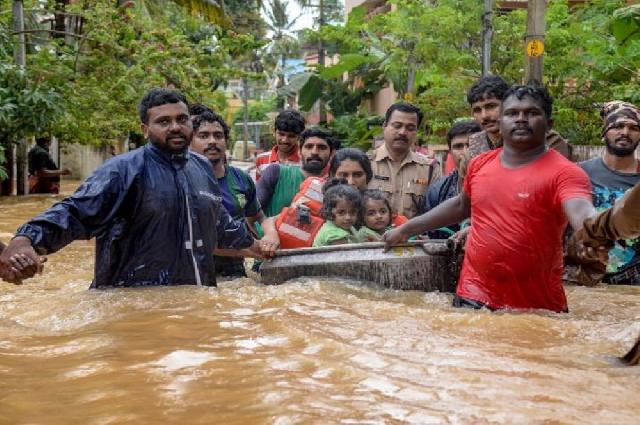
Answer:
[1,183,639,424]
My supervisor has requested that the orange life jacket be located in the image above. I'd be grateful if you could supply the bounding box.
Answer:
[291,177,325,217]
[391,214,408,227]
[275,206,324,249]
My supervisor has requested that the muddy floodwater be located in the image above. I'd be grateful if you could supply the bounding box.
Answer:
[1,182,639,424]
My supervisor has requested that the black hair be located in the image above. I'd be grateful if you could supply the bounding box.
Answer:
[35,136,50,146]
[502,85,553,119]
[275,109,306,135]
[320,178,363,222]
[189,103,214,116]
[362,189,392,228]
[446,120,482,148]
[466,75,510,105]
[329,148,373,184]
[384,102,424,127]
[192,110,230,141]
[138,88,189,124]
[299,127,338,151]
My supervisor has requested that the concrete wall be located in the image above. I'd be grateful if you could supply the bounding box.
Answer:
[60,144,110,181]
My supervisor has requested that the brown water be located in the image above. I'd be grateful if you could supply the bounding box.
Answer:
[1,183,639,424]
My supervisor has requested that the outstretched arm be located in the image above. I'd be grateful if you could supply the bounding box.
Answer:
[384,192,471,250]
[577,183,640,243]
[563,197,597,232]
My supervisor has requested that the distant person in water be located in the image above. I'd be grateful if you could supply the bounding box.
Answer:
[28,137,71,194]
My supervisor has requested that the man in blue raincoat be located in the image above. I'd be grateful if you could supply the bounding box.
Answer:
[0,88,260,287]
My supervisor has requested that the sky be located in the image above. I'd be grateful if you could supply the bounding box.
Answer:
[289,3,314,31]
[263,1,344,33]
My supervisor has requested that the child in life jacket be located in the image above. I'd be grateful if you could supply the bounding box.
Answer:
[313,179,367,247]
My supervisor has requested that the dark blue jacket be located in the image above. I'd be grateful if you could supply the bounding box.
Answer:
[423,170,460,239]
[16,143,253,288]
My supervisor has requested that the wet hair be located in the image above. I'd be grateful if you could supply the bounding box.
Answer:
[192,110,230,141]
[300,127,338,151]
[446,120,481,148]
[275,110,306,135]
[384,102,424,127]
[189,103,214,116]
[138,88,189,124]
[362,189,392,228]
[329,148,373,184]
[320,178,363,222]
[502,85,553,119]
[466,75,510,105]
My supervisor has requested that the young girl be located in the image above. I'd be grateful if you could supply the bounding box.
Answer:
[313,180,364,247]
[361,190,393,239]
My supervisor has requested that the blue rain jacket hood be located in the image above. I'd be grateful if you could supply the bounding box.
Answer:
[16,143,253,288]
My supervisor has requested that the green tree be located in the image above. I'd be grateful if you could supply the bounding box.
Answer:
[295,0,640,146]
[263,0,301,108]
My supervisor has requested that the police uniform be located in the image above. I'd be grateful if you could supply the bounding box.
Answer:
[368,144,441,219]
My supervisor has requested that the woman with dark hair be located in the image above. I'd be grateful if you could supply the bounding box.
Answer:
[329,147,408,227]
[328,148,372,192]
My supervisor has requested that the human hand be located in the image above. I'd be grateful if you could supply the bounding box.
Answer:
[246,240,266,260]
[449,227,470,246]
[382,227,409,252]
[0,237,44,284]
[259,234,280,258]
[62,168,72,176]
[568,232,610,265]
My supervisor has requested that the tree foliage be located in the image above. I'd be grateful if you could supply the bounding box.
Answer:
[297,0,640,146]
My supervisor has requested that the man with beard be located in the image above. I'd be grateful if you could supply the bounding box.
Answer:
[466,75,572,160]
[368,102,441,219]
[577,101,640,284]
[0,88,261,286]
[384,85,596,313]
[189,110,279,277]
[256,127,336,220]
[255,110,306,180]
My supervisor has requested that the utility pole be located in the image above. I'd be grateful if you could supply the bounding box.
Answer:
[12,0,27,195]
[481,0,493,76]
[524,0,546,85]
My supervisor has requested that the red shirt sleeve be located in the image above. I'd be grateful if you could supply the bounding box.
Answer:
[554,163,592,206]
[462,150,495,198]
[462,158,476,198]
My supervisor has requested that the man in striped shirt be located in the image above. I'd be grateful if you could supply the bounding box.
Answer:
[255,110,305,180]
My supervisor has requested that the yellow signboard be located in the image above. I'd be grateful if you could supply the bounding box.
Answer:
[526,39,545,57]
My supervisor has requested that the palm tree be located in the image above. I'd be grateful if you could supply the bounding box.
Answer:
[263,0,300,105]
[293,0,342,26]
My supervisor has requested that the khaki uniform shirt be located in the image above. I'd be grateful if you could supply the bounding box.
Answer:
[368,145,441,219]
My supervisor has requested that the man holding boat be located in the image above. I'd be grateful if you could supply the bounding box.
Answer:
[0,88,263,287]
[384,85,597,313]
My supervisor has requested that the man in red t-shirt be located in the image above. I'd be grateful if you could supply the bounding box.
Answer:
[255,110,305,180]
[384,85,596,313]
